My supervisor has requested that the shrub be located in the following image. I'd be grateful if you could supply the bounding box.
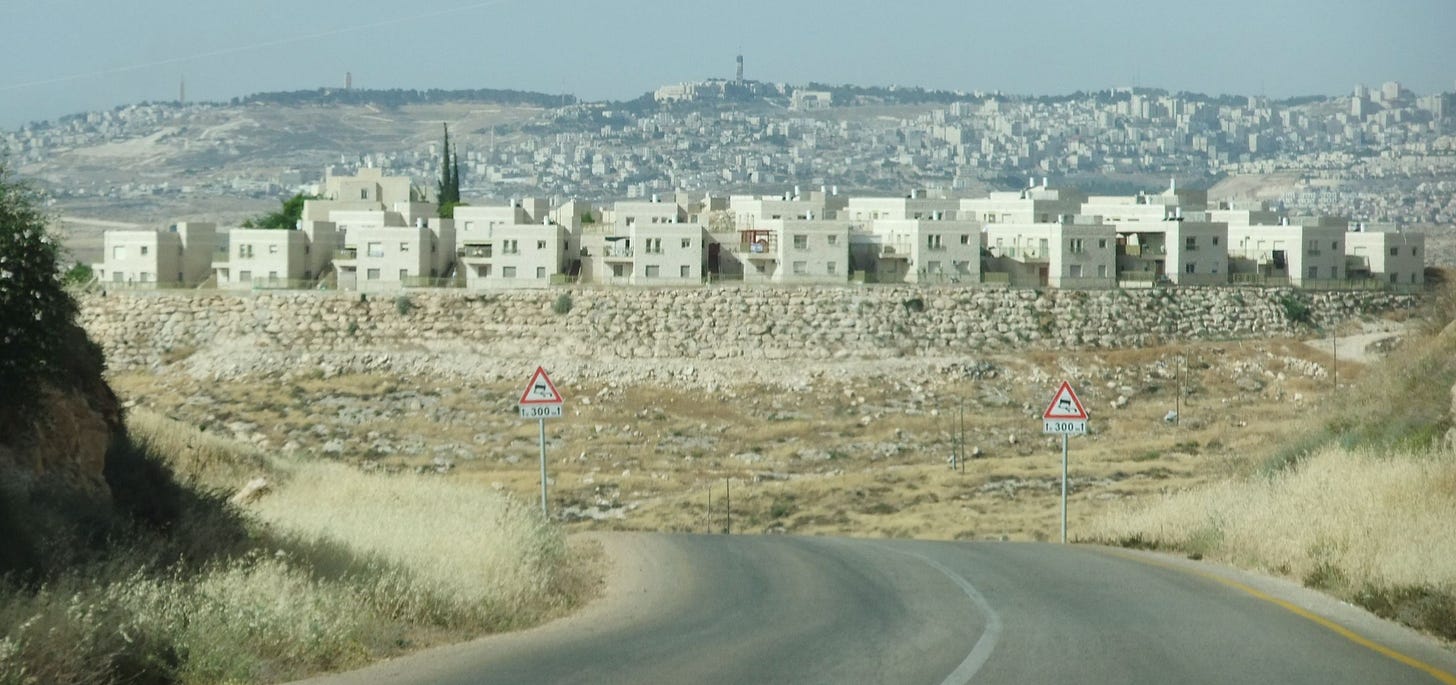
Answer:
[552,293,573,315]
[1276,293,1312,327]
[394,295,413,315]
[0,163,80,426]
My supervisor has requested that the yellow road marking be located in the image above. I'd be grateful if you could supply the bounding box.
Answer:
[1100,548,1456,684]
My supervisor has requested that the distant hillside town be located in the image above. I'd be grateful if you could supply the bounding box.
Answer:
[93,167,1426,293]
[6,78,1455,230]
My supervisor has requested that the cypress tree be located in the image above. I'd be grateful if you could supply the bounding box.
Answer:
[437,123,452,207]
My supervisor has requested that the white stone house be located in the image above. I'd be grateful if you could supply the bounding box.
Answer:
[214,220,340,289]
[736,219,851,284]
[983,219,1116,288]
[95,222,215,288]
[1345,225,1425,287]
[1227,219,1346,287]
[858,219,981,284]
[457,220,566,290]
[333,218,455,292]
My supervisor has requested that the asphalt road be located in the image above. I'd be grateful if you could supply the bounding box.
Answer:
[300,534,1456,685]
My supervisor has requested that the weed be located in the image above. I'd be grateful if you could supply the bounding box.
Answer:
[394,295,414,315]
[553,293,573,315]
[1277,293,1313,327]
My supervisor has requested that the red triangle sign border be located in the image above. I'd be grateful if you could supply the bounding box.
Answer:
[519,366,565,405]
[1043,381,1089,420]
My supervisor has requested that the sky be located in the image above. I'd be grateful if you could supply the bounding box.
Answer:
[2,0,1454,129]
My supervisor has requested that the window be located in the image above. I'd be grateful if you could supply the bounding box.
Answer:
[793,235,808,249]
[1390,273,1398,283]
[1309,240,1318,253]
[1331,241,1339,250]
[1098,239,1108,249]
[1412,247,1420,256]
[682,238,691,249]
[1331,266,1339,279]
[367,242,383,257]
[113,246,127,259]
[268,244,279,254]
[140,246,149,256]
[1070,264,1083,278]
[399,242,409,253]
[680,265,691,278]
[537,267,546,279]
[792,261,807,274]
[928,261,941,273]
[366,269,380,280]
[646,238,663,254]
[1309,266,1318,279]
[1390,247,1399,257]
[304,270,312,280]
[139,272,151,282]
[399,269,408,280]
[360,189,368,200]
[1097,265,1107,278]
[830,235,841,246]
[537,240,547,250]
[1186,263,1196,274]
[1069,238,1085,254]
[960,235,970,245]
[503,266,517,278]
[927,234,944,250]
[239,270,251,282]
[645,265,660,278]
[503,240,519,255]
[1186,237,1197,251]
[1212,237,1220,246]
[112,271,123,283]
[238,245,253,258]
[827,261,837,275]
[612,264,626,277]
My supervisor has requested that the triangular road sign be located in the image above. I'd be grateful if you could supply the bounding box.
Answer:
[1043,381,1089,420]
[519,366,564,405]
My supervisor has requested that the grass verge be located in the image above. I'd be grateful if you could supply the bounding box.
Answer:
[0,411,596,684]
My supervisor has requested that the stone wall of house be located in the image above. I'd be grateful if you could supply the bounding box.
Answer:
[77,287,1418,383]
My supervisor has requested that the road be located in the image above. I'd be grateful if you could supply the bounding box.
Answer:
[299,534,1456,685]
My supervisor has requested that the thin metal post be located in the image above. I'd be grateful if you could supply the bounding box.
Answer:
[707,487,712,534]
[1175,356,1182,427]
[1332,331,1338,389]
[1061,433,1069,544]
[538,418,548,517]
[725,477,732,535]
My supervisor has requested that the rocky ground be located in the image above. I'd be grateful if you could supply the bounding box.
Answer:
[109,326,1392,542]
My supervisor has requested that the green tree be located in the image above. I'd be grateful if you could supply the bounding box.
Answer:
[242,192,314,229]
[0,162,84,423]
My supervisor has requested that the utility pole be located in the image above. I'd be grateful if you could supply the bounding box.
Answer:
[725,478,732,535]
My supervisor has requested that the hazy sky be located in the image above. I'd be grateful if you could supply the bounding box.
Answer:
[3,0,1453,129]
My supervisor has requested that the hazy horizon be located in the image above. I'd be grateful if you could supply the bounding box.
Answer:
[4,0,1454,130]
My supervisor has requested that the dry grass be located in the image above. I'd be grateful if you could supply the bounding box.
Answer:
[1085,444,1456,639]
[0,412,596,684]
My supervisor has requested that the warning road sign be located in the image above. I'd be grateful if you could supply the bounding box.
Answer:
[519,367,564,406]
[1042,381,1088,420]
[1043,381,1088,435]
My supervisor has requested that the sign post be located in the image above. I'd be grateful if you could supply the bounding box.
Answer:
[518,366,564,517]
[1042,381,1089,544]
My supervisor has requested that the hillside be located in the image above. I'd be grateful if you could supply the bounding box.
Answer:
[1088,282,1456,641]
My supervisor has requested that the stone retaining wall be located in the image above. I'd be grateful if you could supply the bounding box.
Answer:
[78,287,1419,377]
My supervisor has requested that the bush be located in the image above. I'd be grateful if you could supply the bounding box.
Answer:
[553,293,573,315]
[1276,293,1312,327]
[0,163,79,426]
[394,295,413,315]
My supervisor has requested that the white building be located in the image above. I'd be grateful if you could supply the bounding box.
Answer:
[95,222,215,288]
[215,220,340,289]
[1345,225,1425,287]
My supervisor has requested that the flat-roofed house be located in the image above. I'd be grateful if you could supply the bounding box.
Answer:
[214,221,340,290]
[95,222,215,288]
[739,219,851,284]
[1345,224,1424,288]
[1227,218,1346,287]
[857,219,981,284]
[983,218,1116,288]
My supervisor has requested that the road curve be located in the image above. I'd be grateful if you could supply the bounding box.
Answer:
[298,534,1456,685]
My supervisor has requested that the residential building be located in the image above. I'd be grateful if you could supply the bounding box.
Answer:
[857,219,980,284]
[95,222,215,288]
[1345,224,1425,287]
[961,181,1085,224]
[844,190,961,222]
[984,218,1115,288]
[1227,218,1346,287]
[215,220,340,289]
[334,218,455,292]
[738,219,850,284]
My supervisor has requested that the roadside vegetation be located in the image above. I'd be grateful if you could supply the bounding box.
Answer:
[1088,278,1456,641]
[0,416,594,684]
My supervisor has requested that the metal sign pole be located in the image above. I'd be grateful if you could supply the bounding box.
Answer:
[538,418,548,517]
[1061,433,1068,544]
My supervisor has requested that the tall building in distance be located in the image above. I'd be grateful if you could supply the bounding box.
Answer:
[736,54,744,83]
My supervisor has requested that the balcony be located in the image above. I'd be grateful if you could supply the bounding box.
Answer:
[879,244,911,260]
[332,248,357,262]
[739,239,778,260]
[603,246,634,261]
[459,245,493,262]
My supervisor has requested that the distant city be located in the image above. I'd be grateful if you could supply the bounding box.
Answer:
[4,75,1455,229]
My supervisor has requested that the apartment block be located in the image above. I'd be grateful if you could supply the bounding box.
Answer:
[859,219,980,284]
[737,219,851,284]
[1345,225,1425,287]
[984,219,1115,288]
[95,222,215,288]
[1227,220,1346,287]
[215,221,340,289]
[458,221,565,290]
[334,220,455,292]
